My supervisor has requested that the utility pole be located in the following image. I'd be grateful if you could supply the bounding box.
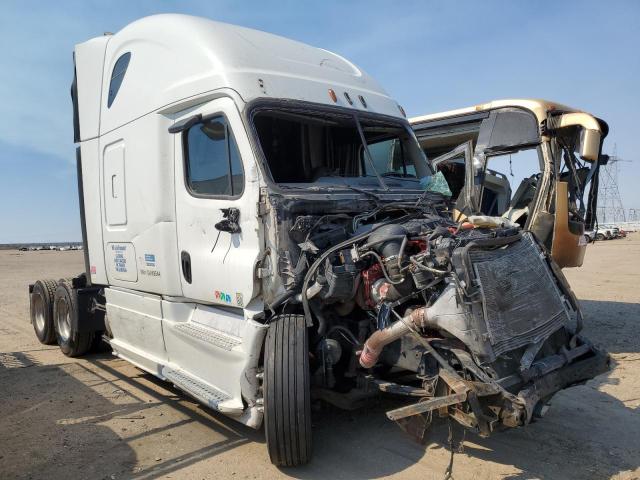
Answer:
[597,145,630,224]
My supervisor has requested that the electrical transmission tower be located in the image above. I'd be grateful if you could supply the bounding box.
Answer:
[597,145,630,224]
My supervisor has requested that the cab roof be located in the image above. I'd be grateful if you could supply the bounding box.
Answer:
[75,14,402,137]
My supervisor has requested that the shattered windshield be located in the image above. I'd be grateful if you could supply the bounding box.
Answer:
[252,105,433,191]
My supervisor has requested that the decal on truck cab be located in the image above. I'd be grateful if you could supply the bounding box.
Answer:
[214,290,232,303]
[140,253,160,277]
[213,291,244,307]
[106,242,138,282]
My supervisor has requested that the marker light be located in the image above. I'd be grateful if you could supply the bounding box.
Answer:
[328,89,337,103]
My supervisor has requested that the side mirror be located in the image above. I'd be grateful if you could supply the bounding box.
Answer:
[578,128,601,162]
[555,112,602,162]
[215,207,241,234]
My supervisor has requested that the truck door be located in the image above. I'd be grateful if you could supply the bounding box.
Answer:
[173,97,260,307]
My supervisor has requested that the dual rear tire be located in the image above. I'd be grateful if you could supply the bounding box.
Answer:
[53,279,94,357]
[30,279,58,345]
[30,278,93,357]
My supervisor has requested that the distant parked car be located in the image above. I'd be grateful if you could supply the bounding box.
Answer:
[18,247,28,251]
[595,227,617,240]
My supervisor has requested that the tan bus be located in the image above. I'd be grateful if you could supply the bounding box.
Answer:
[411,99,608,268]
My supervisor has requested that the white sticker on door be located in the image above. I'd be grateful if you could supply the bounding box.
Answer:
[106,242,138,282]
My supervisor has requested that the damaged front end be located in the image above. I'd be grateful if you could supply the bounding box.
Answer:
[251,100,609,442]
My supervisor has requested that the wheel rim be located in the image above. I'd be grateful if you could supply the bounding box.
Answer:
[55,297,71,341]
[33,294,46,333]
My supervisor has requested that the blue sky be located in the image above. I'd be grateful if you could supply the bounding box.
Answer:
[1,0,639,242]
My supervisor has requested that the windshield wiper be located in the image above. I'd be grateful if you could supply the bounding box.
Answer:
[353,114,389,191]
[340,184,382,202]
[381,172,419,180]
[281,181,380,203]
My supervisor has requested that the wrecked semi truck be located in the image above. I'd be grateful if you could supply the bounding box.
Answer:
[29,14,609,467]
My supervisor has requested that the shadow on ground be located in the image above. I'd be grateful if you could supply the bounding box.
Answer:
[0,351,137,479]
[288,299,640,480]
[1,298,638,479]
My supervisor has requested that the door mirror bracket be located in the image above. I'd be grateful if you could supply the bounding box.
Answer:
[215,207,241,234]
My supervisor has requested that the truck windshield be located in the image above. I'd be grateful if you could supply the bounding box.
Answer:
[252,106,432,190]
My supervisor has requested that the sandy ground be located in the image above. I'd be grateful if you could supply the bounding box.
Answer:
[0,237,639,480]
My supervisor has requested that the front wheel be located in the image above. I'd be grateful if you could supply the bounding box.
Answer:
[263,314,312,467]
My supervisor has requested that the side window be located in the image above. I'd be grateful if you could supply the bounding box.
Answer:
[184,116,244,197]
[107,52,131,108]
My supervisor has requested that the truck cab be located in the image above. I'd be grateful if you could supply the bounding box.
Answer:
[29,15,609,468]
[411,99,609,267]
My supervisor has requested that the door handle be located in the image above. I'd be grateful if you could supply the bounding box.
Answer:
[181,251,192,284]
[111,174,118,198]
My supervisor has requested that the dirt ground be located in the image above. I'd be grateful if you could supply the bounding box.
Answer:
[1,236,639,480]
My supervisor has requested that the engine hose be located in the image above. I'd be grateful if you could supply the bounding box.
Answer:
[360,251,405,285]
[359,307,425,368]
[326,325,361,346]
[301,213,419,327]
[309,301,328,336]
[410,257,448,276]
[397,235,408,271]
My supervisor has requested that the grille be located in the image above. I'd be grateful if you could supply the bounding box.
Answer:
[470,233,568,356]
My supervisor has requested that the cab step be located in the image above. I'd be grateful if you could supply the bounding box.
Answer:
[162,365,242,414]
[174,322,242,351]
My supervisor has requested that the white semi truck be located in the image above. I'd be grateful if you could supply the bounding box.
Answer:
[30,14,609,467]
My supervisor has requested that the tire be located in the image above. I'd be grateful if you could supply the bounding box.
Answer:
[596,233,605,241]
[53,279,93,357]
[30,279,58,345]
[264,314,312,467]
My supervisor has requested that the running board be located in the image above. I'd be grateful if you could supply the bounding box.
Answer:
[162,366,243,414]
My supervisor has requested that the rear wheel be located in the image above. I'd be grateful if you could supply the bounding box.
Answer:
[30,279,58,344]
[596,233,605,241]
[264,314,312,467]
[53,279,93,357]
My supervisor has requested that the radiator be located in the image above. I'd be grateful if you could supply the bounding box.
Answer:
[470,233,569,356]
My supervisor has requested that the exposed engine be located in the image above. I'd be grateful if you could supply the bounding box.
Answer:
[268,203,609,439]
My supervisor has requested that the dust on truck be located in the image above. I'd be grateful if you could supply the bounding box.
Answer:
[29,14,610,467]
